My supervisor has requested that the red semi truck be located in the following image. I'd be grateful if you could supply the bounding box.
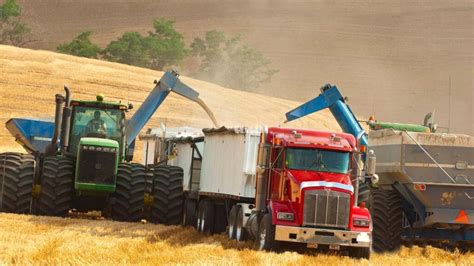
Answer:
[141,126,373,258]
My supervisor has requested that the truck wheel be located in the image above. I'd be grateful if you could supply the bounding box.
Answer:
[236,206,248,241]
[182,198,197,227]
[151,166,184,225]
[111,163,146,222]
[37,156,74,217]
[258,213,279,251]
[0,153,35,214]
[369,187,404,252]
[227,205,239,239]
[197,200,215,235]
[348,247,371,259]
[213,204,227,233]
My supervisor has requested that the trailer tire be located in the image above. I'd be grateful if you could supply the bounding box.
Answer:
[258,213,279,251]
[349,247,371,259]
[197,200,215,235]
[0,153,35,214]
[182,198,197,227]
[369,187,404,252]
[111,163,146,222]
[227,205,239,239]
[37,156,74,217]
[236,206,248,241]
[151,166,184,225]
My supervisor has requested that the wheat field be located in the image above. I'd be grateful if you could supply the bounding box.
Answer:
[0,213,472,265]
[0,45,472,264]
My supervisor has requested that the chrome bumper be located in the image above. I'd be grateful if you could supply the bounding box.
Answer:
[274,225,371,248]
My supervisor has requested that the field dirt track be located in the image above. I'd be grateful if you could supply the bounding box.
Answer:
[0,213,472,265]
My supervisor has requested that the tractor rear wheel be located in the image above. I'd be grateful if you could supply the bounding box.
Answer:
[0,153,35,214]
[37,156,74,217]
[111,163,146,222]
[369,187,404,252]
[150,166,184,225]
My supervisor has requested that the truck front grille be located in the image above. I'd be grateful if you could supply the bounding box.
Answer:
[303,189,350,229]
[77,149,116,185]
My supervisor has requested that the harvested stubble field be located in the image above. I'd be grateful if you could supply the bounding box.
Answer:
[0,213,472,265]
[0,45,472,265]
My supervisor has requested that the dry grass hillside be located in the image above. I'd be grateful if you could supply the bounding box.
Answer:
[15,0,474,135]
[0,45,338,157]
[0,213,472,265]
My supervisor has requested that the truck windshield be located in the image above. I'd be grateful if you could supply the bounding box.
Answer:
[69,106,124,154]
[286,148,349,174]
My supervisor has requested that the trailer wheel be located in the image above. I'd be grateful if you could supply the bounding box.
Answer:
[258,213,279,251]
[197,200,215,235]
[236,206,248,241]
[369,187,404,252]
[348,247,371,259]
[111,163,146,222]
[151,166,184,225]
[227,205,239,239]
[182,198,197,227]
[0,153,35,214]
[37,156,74,217]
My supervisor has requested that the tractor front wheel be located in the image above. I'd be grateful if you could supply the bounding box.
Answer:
[0,153,35,214]
[111,163,146,222]
[37,156,74,217]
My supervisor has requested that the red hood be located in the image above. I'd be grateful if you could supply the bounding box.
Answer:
[286,169,352,186]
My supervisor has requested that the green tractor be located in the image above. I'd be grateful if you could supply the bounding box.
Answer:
[0,71,201,223]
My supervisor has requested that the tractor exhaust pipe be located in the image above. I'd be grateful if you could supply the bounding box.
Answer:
[44,94,65,156]
[60,86,72,153]
[255,129,268,212]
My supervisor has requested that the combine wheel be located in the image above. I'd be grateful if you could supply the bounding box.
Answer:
[37,156,74,217]
[258,213,279,251]
[235,206,248,241]
[111,163,146,222]
[197,200,215,235]
[227,205,239,239]
[182,198,197,227]
[0,153,35,214]
[151,166,184,225]
[369,187,404,252]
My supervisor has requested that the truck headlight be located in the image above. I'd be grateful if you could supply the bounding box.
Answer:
[277,212,294,221]
[353,218,370,227]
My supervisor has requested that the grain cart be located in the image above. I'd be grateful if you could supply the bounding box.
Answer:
[152,126,374,258]
[0,71,211,222]
[368,128,473,251]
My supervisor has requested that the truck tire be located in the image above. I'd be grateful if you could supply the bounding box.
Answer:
[258,213,279,251]
[151,166,184,225]
[197,200,215,235]
[213,204,227,233]
[111,163,146,222]
[37,156,74,217]
[236,206,248,241]
[0,153,35,214]
[348,247,371,259]
[227,205,239,239]
[369,187,404,252]
[182,198,197,227]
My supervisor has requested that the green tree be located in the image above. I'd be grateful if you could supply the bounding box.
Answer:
[104,31,149,66]
[190,30,278,90]
[0,0,34,47]
[57,31,102,58]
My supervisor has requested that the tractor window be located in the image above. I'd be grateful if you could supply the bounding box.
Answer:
[69,106,124,154]
[286,148,349,174]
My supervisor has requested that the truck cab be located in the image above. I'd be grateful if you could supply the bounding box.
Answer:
[258,127,371,257]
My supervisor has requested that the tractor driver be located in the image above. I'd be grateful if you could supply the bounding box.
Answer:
[85,110,107,135]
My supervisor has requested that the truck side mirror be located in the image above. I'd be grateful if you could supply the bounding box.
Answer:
[367,150,376,177]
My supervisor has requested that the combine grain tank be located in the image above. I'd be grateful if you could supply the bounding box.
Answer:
[369,129,473,251]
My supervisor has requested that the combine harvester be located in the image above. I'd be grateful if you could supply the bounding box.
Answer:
[0,71,216,222]
[141,126,377,258]
[284,84,474,251]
